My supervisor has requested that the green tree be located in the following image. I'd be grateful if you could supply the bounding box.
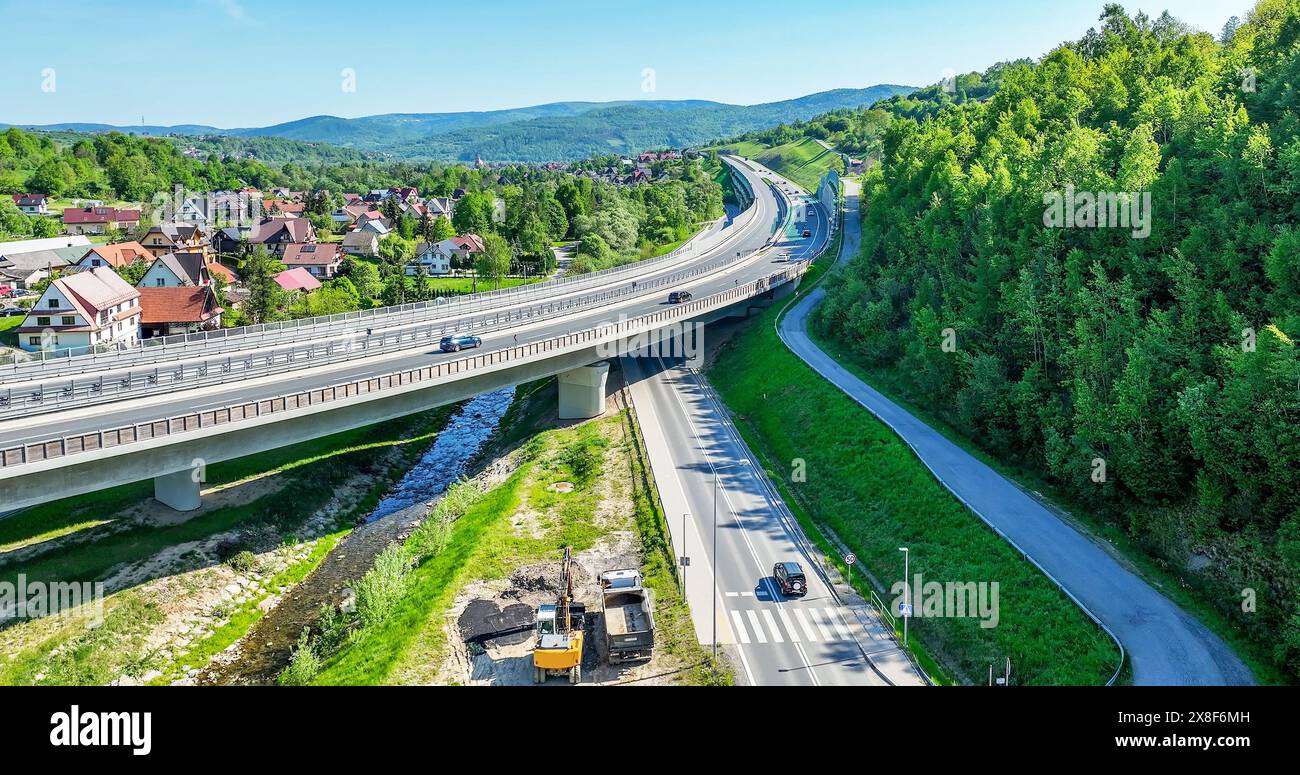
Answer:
[241,246,287,324]
[475,233,513,290]
[452,191,495,235]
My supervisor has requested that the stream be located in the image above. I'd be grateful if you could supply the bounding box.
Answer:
[198,387,516,684]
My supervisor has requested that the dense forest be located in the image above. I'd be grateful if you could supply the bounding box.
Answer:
[814,1,1300,679]
[724,66,1013,161]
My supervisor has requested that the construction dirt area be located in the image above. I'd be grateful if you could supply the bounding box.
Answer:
[445,537,662,686]
[434,371,715,686]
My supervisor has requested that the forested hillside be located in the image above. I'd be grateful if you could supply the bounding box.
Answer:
[815,1,1300,680]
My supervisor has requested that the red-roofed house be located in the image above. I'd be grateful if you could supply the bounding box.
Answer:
[138,286,223,338]
[282,243,343,279]
[73,241,152,271]
[206,262,240,285]
[263,199,305,216]
[62,206,142,235]
[274,267,322,293]
[452,233,485,256]
[15,266,141,352]
[11,194,49,215]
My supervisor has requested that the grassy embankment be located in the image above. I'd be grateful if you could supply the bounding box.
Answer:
[297,380,728,686]
[806,322,1282,685]
[707,239,1121,684]
[0,408,453,685]
[711,137,844,192]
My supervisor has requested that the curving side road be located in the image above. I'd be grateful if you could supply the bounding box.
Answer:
[778,179,1254,685]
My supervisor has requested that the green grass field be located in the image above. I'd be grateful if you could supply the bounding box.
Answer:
[0,316,20,347]
[707,304,1122,685]
[307,385,727,686]
[711,137,844,192]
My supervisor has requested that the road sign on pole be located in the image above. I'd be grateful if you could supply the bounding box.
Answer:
[844,553,856,588]
[899,602,913,617]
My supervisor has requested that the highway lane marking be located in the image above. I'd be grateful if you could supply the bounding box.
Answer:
[760,609,784,643]
[623,355,756,686]
[729,610,752,645]
[657,356,820,686]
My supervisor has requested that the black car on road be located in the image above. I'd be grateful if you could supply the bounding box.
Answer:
[668,290,692,304]
[439,334,483,352]
[773,562,808,597]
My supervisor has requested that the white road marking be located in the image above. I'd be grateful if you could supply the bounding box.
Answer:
[745,610,768,644]
[808,608,835,641]
[793,608,820,641]
[776,607,801,642]
[730,609,751,645]
[761,609,784,643]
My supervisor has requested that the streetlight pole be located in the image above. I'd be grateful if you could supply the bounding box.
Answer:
[899,547,910,648]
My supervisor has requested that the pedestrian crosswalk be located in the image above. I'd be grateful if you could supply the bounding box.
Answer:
[726,604,858,646]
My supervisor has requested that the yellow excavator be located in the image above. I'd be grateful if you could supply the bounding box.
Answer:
[532,547,585,684]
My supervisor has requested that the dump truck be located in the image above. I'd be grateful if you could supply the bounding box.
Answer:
[599,569,655,664]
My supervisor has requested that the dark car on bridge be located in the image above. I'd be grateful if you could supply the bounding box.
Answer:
[802,229,812,238]
[668,290,692,304]
[773,562,807,597]
[439,334,483,352]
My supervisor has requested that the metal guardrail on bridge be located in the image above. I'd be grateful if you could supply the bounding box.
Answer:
[0,230,778,419]
[0,262,809,469]
[2,161,767,379]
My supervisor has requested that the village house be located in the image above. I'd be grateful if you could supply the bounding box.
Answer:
[354,211,390,234]
[213,216,315,256]
[141,223,210,259]
[406,240,453,276]
[137,285,223,338]
[424,197,454,220]
[139,252,211,288]
[263,199,305,216]
[0,236,91,290]
[206,261,240,286]
[62,206,141,235]
[332,202,369,226]
[72,241,153,271]
[16,266,141,352]
[341,230,379,257]
[282,243,343,279]
[274,267,322,294]
[11,194,49,215]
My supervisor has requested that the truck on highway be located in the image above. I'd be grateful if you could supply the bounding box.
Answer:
[600,569,655,664]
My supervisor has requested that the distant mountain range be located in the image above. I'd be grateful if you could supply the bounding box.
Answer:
[4,85,915,163]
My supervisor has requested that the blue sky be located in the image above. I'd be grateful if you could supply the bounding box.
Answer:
[0,0,1255,127]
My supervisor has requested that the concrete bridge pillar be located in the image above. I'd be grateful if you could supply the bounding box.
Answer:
[154,468,202,512]
[557,362,610,420]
